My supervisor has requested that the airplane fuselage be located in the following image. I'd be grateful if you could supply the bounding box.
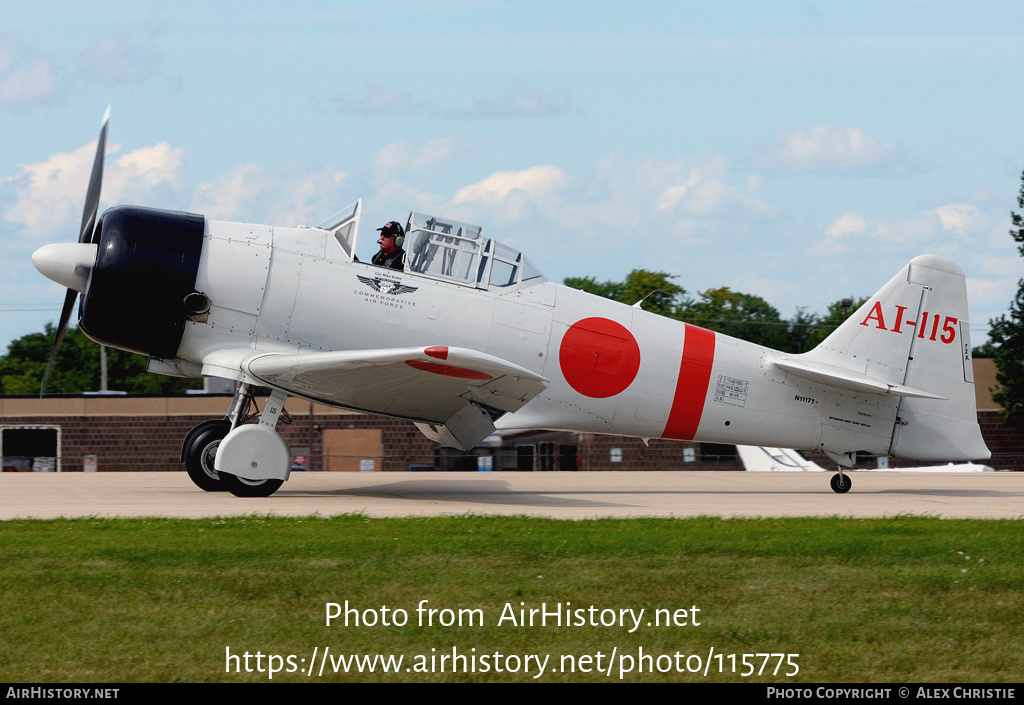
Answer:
[169,219,898,459]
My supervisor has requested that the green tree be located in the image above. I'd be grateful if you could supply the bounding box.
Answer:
[802,297,869,350]
[620,270,690,317]
[683,287,794,350]
[565,269,690,317]
[0,324,202,395]
[563,275,624,302]
[564,271,869,353]
[787,306,822,354]
[988,169,1024,433]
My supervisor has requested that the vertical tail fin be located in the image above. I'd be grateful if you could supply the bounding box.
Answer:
[805,255,989,462]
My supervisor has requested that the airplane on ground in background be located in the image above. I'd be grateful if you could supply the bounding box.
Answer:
[736,446,995,473]
[31,112,991,496]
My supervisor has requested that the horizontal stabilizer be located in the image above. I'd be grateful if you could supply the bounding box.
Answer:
[773,358,947,399]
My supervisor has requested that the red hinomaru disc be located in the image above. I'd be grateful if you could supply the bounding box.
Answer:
[558,317,641,398]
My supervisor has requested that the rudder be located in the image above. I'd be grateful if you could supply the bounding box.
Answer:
[887,256,989,461]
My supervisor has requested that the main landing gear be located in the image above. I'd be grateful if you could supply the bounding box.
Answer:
[181,382,290,497]
[181,418,231,492]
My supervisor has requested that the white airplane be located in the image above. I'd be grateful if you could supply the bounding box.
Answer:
[735,446,995,473]
[31,113,991,496]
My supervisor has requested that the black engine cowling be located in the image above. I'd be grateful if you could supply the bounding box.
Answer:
[79,205,205,358]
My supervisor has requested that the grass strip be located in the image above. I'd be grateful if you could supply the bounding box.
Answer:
[1,514,1021,682]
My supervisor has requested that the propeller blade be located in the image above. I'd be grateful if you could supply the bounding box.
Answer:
[40,289,79,396]
[40,107,109,396]
[79,106,110,244]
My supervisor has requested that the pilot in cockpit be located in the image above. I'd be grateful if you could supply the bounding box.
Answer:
[371,221,406,271]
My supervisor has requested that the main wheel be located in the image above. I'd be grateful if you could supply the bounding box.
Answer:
[830,472,852,494]
[219,472,284,498]
[182,419,231,492]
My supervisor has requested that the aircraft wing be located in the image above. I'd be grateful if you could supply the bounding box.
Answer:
[239,346,548,451]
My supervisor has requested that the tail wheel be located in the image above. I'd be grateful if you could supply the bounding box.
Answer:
[830,472,852,494]
[182,419,231,492]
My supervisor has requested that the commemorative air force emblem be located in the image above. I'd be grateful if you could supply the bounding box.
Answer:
[357,275,418,296]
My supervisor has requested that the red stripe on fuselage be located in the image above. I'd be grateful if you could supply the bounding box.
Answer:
[662,324,716,440]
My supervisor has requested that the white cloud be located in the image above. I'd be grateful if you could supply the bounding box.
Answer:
[74,33,161,86]
[0,58,55,108]
[752,124,915,175]
[449,78,575,119]
[0,33,161,112]
[3,142,88,239]
[336,83,426,115]
[810,201,996,258]
[106,143,184,202]
[967,276,1018,311]
[275,169,348,227]
[587,154,777,224]
[4,140,184,240]
[190,164,347,226]
[191,165,272,220]
[869,211,941,247]
[657,170,775,218]
[372,180,448,216]
[935,203,988,234]
[809,211,867,256]
[436,153,788,258]
[971,252,1021,279]
[372,138,456,183]
[337,79,575,120]
[452,165,567,206]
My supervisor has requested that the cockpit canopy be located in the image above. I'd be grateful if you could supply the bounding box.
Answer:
[315,200,545,290]
[404,212,545,289]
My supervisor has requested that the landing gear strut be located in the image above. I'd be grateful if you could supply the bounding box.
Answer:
[217,384,290,497]
[182,382,291,498]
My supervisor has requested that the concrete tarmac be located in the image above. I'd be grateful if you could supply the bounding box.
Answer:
[1,470,1022,520]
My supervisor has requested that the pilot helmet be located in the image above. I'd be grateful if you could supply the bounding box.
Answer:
[376,221,405,247]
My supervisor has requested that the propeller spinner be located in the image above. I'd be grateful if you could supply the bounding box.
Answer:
[33,107,109,395]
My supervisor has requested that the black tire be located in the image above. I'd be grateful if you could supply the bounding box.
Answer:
[830,473,852,494]
[220,472,284,498]
[182,419,231,492]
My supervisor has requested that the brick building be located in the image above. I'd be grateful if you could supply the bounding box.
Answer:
[0,396,435,474]
[1,359,1021,473]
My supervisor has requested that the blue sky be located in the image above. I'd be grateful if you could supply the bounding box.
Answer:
[2,0,1023,352]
